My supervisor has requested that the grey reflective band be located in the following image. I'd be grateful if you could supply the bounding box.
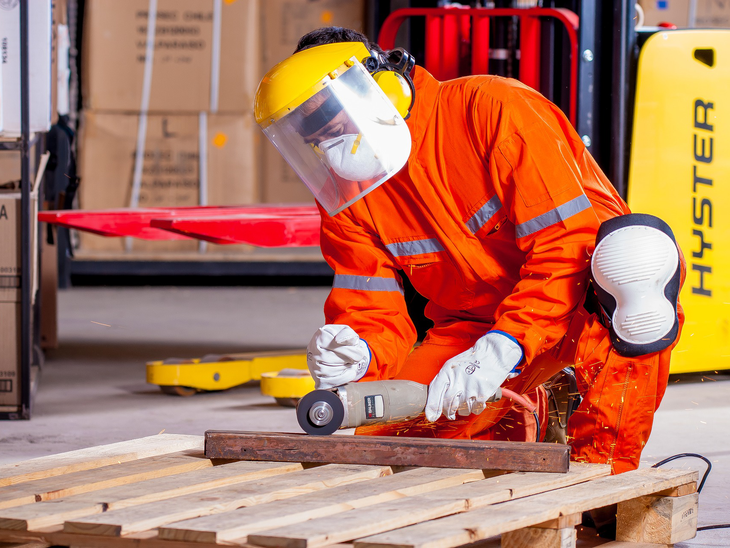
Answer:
[386,238,444,257]
[466,195,503,234]
[515,194,592,238]
[333,274,404,294]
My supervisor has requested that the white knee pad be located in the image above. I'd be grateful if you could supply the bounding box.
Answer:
[591,213,680,357]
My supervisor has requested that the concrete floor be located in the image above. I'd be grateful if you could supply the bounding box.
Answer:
[0,287,728,547]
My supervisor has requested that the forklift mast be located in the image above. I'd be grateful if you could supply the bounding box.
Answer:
[369,0,640,200]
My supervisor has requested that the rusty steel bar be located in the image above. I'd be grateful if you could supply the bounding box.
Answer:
[204,431,570,473]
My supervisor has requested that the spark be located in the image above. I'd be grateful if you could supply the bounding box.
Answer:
[90,321,112,327]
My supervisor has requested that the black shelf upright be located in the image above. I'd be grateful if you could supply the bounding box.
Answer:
[0,0,35,420]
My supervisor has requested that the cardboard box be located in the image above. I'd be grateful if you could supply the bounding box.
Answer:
[639,0,730,27]
[51,0,70,121]
[0,0,53,136]
[259,0,365,203]
[77,110,259,252]
[0,189,39,303]
[695,0,730,27]
[639,0,691,26]
[82,0,260,113]
[0,301,20,407]
[0,148,38,188]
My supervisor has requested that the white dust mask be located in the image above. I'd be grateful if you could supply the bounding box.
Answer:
[320,133,385,182]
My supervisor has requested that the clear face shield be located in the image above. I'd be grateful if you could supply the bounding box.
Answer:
[261,62,412,215]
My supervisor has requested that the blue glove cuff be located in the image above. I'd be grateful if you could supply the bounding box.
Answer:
[490,330,524,375]
[360,338,372,366]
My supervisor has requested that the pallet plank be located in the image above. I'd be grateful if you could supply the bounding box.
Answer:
[0,460,303,531]
[0,435,203,488]
[159,467,489,543]
[247,463,610,548]
[205,431,569,473]
[355,468,697,548]
[0,452,211,511]
[63,464,391,537]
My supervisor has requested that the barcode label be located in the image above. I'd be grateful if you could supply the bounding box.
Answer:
[0,379,13,393]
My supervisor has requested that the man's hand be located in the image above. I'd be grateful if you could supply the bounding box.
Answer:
[425,331,523,421]
[307,325,371,389]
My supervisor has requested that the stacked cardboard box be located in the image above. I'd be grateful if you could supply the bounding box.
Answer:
[639,0,730,27]
[0,0,53,136]
[78,0,261,254]
[0,186,38,408]
[78,0,368,254]
[259,0,366,204]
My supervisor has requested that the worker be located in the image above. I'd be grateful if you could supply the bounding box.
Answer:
[254,27,685,477]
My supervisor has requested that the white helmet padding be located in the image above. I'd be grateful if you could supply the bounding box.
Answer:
[591,213,681,357]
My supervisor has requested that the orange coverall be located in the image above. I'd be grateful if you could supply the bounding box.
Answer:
[318,67,684,474]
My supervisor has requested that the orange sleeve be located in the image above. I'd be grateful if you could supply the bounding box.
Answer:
[481,89,602,363]
[319,207,418,381]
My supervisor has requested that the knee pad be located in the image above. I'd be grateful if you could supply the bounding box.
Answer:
[591,213,680,357]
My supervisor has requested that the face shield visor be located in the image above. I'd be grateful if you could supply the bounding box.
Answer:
[260,61,412,216]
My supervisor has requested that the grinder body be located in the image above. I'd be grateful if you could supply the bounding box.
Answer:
[296,379,501,435]
[339,380,428,429]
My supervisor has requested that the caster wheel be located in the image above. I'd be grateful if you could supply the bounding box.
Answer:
[274,397,300,408]
[160,385,198,397]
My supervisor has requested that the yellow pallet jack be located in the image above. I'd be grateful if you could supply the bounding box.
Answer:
[260,369,315,407]
[146,349,309,397]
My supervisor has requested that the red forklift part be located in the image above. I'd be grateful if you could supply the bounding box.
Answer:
[150,211,321,247]
[39,204,320,246]
[378,7,579,126]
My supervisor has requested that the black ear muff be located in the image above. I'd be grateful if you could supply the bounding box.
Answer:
[363,48,416,119]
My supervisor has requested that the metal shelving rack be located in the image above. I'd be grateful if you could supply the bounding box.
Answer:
[0,0,39,420]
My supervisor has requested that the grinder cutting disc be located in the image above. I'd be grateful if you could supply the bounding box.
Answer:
[296,389,345,435]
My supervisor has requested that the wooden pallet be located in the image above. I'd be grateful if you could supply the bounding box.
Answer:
[0,434,698,548]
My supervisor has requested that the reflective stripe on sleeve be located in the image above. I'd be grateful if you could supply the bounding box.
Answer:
[466,195,502,234]
[385,238,444,257]
[515,194,592,238]
[333,274,404,294]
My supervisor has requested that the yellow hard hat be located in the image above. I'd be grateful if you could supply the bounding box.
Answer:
[254,42,414,216]
[254,42,372,127]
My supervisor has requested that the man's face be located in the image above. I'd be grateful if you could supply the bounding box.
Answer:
[299,91,358,146]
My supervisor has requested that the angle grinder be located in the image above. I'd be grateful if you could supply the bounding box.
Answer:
[296,380,503,435]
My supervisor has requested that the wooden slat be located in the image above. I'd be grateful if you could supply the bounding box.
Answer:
[0,435,203,488]
[0,527,226,548]
[0,452,211,511]
[247,463,610,548]
[0,460,303,531]
[159,467,490,544]
[205,431,570,473]
[63,464,391,537]
[355,468,697,548]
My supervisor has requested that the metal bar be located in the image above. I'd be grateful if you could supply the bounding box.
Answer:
[67,260,333,278]
[609,0,636,199]
[19,0,31,419]
[519,15,541,91]
[377,7,579,125]
[204,431,570,473]
[470,15,490,75]
[577,1,598,159]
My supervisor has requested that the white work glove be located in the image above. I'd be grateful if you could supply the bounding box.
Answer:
[307,324,371,389]
[425,331,524,422]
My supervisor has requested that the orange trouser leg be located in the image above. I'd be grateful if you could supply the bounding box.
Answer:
[355,321,558,441]
[568,303,684,475]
